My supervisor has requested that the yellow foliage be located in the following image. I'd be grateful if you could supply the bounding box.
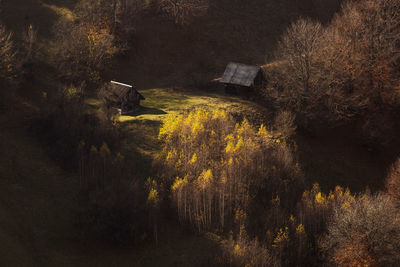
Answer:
[147,188,159,205]
[335,185,344,198]
[197,169,213,189]
[190,153,197,164]
[225,134,234,142]
[315,192,326,205]
[234,136,245,152]
[273,227,289,247]
[341,201,351,210]
[166,149,177,162]
[296,224,305,235]
[159,114,184,140]
[212,109,227,120]
[172,177,184,192]
[191,120,204,136]
[257,124,270,137]
[234,208,247,223]
[225,139,235,154]
[234,244,241,255]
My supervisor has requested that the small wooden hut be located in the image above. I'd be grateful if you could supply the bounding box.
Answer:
[101,81,145,114]
[220,62,263,96]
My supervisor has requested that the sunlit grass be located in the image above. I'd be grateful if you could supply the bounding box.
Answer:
[85,87,269,157]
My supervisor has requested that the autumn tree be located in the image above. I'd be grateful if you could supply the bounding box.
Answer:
[323,0,400,143]
[51,18,119,83]
[297,184,357,255]
[158,109,301,232]
[75,0,148,43]
[266,0,399,131]
[320,194,400,266]
[271,18,338,124]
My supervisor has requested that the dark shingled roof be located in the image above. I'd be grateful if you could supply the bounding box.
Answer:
[109,81,145,101]
[220,62,260,87]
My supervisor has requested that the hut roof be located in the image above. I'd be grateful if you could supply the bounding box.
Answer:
[220,62,260,87]
[110,81,145,100]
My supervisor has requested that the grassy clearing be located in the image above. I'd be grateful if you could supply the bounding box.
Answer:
[87,87,272,157]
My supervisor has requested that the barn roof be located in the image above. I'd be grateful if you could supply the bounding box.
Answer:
[220,62,260,87]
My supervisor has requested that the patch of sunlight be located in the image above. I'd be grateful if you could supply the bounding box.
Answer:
[119,116,136,122]
[41,2,75,21]
[119,114,166,123]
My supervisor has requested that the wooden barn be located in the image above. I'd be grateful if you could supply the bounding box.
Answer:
[220,62,263,96]
[101,81,145,115]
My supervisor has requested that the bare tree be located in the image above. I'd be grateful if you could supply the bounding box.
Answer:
[155,0,209,25]
[277,18,322,94]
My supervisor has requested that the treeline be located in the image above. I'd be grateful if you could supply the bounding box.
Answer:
[155,108,400,266]
[262,0,400,147]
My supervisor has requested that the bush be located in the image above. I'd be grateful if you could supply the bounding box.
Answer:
[320,194,400,266]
